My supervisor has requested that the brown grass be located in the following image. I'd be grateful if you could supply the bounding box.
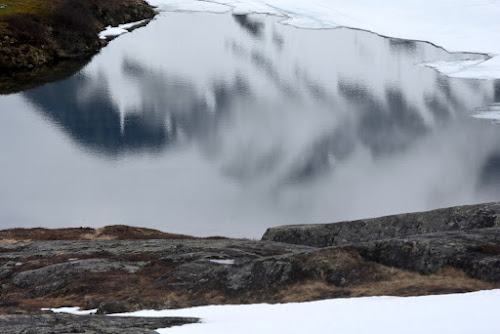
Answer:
[0,225,200,242]
[476,244,500,255]
[275,266,499,303]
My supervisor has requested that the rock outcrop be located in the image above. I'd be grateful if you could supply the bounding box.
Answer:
[263,202,500,282]
[262,202,500,247]
[0,313,198,334]
[353,228,500,281]
[1,202,499,317]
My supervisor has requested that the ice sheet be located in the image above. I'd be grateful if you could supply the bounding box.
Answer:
[148,0,231,13]
[419,60,487,76]
[146,0,500,79]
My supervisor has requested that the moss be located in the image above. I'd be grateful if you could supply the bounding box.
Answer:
[0,0,52,20]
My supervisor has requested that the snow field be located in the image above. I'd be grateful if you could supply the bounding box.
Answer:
[106,290,500,334]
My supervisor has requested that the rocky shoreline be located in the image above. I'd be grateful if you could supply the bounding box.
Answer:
[0,0,157,94]
[0,203,499,332]
[0,313,199,334]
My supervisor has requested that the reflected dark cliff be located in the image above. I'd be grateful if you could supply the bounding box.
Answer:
[480,153,500,193]
[495,80,500,102]
[23,74,170,156]
[23,57,255,157]
[233,14,264,39]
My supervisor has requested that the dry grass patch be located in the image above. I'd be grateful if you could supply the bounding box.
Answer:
[275,266,500,303]
[0,225,200,242]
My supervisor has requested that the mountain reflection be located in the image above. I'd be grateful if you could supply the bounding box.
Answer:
[23,13,496,185]
[233,14,265,39]
[23,74,170,155]
[495,80,500,101]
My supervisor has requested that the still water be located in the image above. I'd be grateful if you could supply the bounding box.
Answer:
[1,12,500,238]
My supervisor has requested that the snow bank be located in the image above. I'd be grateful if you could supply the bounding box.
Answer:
[42,307,97,315]
[147,0,500,79]
[99,20,150,40]
[114,290,500,334]
[46,290,500,333]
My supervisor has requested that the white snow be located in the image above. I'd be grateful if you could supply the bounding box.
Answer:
[419,59,487,77]
[473,111,500,122]
[44,291,500,333]
[209,259,235,265]
[111,290,500,334]
[147,0,500,79]
[42,307,97,315]
[148,0,231,13]
[99,20,149,39]
[473,103,500,122]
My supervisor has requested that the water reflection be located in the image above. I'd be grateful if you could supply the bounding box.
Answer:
[233,14,264,39]
[2,12,500,237]
[495,80,500,101]
[24,74,170,155]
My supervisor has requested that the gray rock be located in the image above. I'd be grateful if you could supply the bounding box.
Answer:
[12,259,146,288]
[29,280,66,298]
[262,202,500,247]
[97,300,130,314]
[0,261,17,279]
[0,313,198,334]
[262,202,500,282]
[0,238,317,312]
[352,228,500,281]
[0,238,315,261]
[157,256,296,291]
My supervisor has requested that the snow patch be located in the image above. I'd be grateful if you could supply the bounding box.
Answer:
[42,307,97,315]
[419,59,487,76]
[41,291,500,333]
[117,290,500,334]
[209,259,235,265]
[99,20,150,40]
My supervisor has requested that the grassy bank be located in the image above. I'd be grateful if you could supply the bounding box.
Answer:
[0,0,156,93]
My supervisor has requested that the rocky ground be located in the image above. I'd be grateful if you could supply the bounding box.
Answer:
[0,313,198,334]
[0,0,157,94]
[0,203,499,332]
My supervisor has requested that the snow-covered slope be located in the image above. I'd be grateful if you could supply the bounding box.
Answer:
[147,0,500,79]
[110,290,500,333]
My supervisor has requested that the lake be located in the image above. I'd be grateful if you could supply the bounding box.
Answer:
[1,12,500,238]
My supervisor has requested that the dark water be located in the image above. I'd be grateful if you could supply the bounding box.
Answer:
[1,12,500,237]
